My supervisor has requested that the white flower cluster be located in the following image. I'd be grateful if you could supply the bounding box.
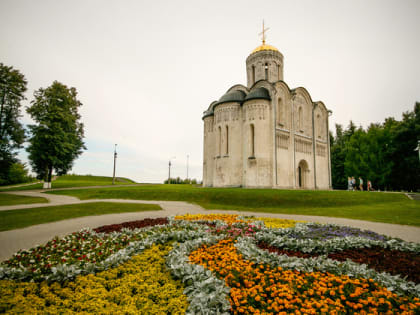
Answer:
[166,235,231,315]
[255,227,420,254]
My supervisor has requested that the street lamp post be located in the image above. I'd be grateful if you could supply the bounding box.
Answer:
[112,144,117,185]
[168,156,175,184]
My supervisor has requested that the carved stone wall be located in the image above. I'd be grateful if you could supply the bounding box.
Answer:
[243,103,268,121]
[214,105,240,123]
[276,132,289,150]
[242,99,273,187]
[296,137,312,155]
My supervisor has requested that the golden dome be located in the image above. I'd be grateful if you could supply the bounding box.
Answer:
[251,43,279,54]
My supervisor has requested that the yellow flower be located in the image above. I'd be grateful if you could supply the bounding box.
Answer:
[248,217,305,228]
[0,244,188,314]
[175,213,245,224]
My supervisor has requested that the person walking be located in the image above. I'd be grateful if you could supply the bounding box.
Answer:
[351,177,356,191]
[359,177,363,191]
[367,180,373,191]
[347,177,352,191]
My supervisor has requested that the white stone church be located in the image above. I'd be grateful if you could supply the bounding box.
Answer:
[202,29,332,189]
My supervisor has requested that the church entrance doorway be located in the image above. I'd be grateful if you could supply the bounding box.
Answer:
[298,166,302,187]
[298,160,308,188]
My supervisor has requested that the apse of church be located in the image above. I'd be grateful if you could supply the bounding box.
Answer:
[202,23,332,189]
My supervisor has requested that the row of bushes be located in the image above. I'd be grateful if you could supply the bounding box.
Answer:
[0,162,35,186]
[163,177,200,185]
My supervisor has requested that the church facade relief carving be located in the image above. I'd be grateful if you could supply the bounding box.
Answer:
[244,103,268,121]
[202,24,331,189]
[296,137,312,155]
[277,132,289,150]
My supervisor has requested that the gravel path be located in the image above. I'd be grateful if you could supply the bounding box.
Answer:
[0,190,419,262]
[0,181,42,190]
[0,190,80,210]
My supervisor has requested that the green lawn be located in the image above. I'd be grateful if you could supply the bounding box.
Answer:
[0,175,137,192]
[0,202,162,231]
[0,193,48,206]
[47,185,420,226]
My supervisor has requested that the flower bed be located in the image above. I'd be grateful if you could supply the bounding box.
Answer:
[0,244,188,314]
[190,239,418,314]
[93,217,168,233]
[286,223,390,241]
[258,242,420,283]
[0,214,419,314]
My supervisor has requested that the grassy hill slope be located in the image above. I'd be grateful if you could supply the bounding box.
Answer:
[0,194,48,206]
[47,185,420,226]
[0,175,137,191]
[0,202,162,231]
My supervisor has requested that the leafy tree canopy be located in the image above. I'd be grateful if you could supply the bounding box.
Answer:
[330,103,420,191]
[0,63,27,184]
[26,81,86,182]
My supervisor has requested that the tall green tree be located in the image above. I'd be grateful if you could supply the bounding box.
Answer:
[330,121,357,189]
[330,104,420,191]
[26,81,85,185]
[344,126,368,181]
[387,103,420,191]
[0,63,27,184]
[330,124,346,189]
[361,123,393,190]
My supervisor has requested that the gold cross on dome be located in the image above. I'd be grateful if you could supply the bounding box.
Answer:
[259,20,269,45]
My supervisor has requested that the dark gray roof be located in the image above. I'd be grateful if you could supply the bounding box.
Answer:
[216,90,246,105]
[202,112,213,119]
[202,101,218,119]
[244,87,271,101]
[203,88,271,119]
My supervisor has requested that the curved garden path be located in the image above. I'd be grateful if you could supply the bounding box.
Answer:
[1,189,419,262]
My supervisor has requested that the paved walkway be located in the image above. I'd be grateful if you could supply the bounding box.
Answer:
[0,181,42,190]
[0,190,81,210]
[407,193,420,201]
[1,190,419,262]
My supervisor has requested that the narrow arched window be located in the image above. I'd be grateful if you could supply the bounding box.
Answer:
[277,98,283,125]
[264,63,268,80]
[225,125,229,155]
[250,124,255,157]
[298,107,303,131]
[252,65,255,84]
[218,126,222,156]
[277,64,281,80]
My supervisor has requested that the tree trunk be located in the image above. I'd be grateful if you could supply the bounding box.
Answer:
[48,165,53,184]
[44,166,49,182]
[43,165,53,189]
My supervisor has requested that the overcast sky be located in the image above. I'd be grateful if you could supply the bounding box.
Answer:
[1,0,419,183]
